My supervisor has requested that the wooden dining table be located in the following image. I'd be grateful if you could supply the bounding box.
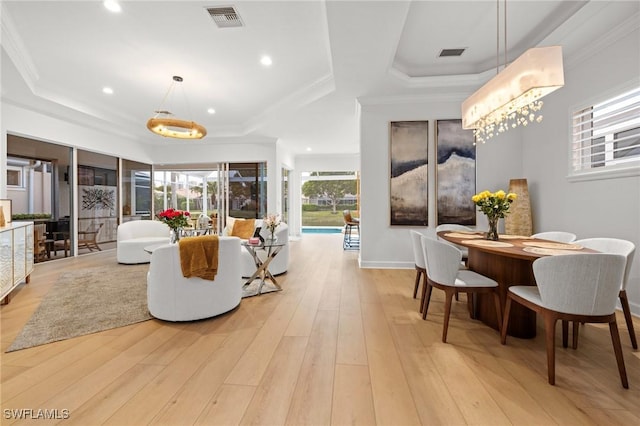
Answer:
[438,231,596,338]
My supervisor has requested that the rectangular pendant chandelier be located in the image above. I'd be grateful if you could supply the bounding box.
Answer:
[461,46,564,142]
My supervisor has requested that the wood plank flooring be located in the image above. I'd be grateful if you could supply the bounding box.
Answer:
[1,234,639,425]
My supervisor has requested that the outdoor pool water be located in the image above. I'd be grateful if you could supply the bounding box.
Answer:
[302,227,343,234]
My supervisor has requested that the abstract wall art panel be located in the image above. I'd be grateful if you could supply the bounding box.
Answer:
[389,121,428,226]
[436,119,476,226]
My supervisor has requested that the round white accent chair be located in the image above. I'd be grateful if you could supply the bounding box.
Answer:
[147,237,242,322]
[117,220,170,264]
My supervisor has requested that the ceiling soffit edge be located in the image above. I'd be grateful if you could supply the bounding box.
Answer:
[235,0,335,138]
[1,5,39,93]
[242,72,336,135]
[388,66,496,89]
[357,92,468,107]
[563,11,640,72]
[2,97,142,144]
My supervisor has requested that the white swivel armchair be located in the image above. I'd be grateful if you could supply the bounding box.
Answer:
[501,253,628,388]
[147,236,242,321]
[117,220,170,264]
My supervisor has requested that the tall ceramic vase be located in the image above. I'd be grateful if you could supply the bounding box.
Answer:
[505,178,532,236]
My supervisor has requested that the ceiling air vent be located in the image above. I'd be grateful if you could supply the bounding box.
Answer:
[206,6,243,28]
[439,48,466,57]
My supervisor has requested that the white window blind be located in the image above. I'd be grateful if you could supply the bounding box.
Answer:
[571,86,640,174]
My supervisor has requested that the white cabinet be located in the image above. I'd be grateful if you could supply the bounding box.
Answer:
[0,222,34,304]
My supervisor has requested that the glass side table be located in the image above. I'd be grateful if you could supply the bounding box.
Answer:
[241,240,285,297]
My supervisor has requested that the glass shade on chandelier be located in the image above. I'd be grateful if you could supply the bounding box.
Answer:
[462,46,564,144]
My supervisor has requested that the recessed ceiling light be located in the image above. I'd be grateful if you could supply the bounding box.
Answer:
[306,147,312,152]
[260,55,273,67]
[102,87,114,95]
[207,108,216,114]
[103,1,121,13]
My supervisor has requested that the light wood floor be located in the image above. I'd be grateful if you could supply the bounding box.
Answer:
[1,234,639,425]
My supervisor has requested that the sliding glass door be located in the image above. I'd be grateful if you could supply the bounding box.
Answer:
[153,162,267,232]
[6,135,74,260]
[122,159,152,222]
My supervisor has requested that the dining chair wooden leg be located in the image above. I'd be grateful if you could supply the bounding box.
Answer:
[608,319,629,389]
[455,291,459,301]
[572,321,579,349]
[422,283,434,320]
[544,313,558,386]
[413,268,422,299]
[441,289,455,343]
[419,277,429,314]
[493,292,502,334]
[619,290,638,349]
[562,320,569,348]
[501,297,512,345]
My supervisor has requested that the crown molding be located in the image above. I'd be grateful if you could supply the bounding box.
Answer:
[564,11,640,71]
[242,72,336,135]
[357,91,468,107]
[1,4,39,92]
[387,65,496,89]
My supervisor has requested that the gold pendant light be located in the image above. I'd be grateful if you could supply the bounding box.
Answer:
[147,76,207,140]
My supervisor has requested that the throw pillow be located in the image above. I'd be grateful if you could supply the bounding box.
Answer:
[224,216,236,236]
[231,218,256,239]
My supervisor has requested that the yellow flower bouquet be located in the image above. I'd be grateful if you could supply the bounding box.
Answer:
[471,190,517,240]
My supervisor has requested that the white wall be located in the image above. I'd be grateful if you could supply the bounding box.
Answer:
[521,27,640,314]
[357,96,522,269]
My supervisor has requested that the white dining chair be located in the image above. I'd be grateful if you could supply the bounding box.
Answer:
[436,224,472,302]
[501,253,628,388]
[409,230,427,308]
[573,238,637,349]
[420,235,501,342]
[436,224,471,263]
[531,231,577,243]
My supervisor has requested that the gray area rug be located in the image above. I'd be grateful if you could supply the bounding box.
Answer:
[7,263,152,352]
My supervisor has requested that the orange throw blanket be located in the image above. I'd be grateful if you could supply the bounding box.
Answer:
[178,235,219,281]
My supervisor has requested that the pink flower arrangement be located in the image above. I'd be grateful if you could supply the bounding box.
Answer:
[156,208,190,231]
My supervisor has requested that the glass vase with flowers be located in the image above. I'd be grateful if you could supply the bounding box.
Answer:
[156,208,190,243]
[263,213,281,242]
[471,190,517,240]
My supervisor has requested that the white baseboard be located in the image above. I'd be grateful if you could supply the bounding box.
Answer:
[358,260,414,269]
